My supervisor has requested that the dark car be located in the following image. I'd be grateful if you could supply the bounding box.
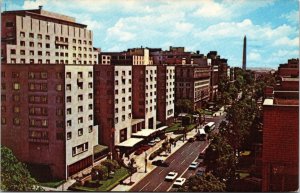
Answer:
[196,167,206,176]
[152,159,169,167]
[188,137,195,143]
[198,152,205,159]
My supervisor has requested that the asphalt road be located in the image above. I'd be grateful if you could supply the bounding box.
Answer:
[130,113,226,192]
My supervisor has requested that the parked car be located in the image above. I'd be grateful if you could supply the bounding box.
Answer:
[188,137,195,143]
[148,140,156,146]
[189,161,199,169]
[196,167,206,176]
[165,172,178,181]
[134,148,144,155]
[154,137,161,142]
[152,159,169,167]
[198,152,205,159]
[140,144,151,151]
[173,177,186,187]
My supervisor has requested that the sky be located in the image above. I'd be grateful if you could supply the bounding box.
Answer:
[1,0,299,68]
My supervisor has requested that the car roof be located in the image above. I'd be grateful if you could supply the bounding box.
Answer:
[176,177,185,180]
[191,162,198,164]
[168,172,176,175]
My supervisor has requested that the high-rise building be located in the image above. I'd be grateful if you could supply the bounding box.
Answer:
[1,7,98,65]
[242,35,247,70]
[1,7,100,180]
[1,64,99,179]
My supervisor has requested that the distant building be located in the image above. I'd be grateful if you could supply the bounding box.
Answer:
[175,65,211,110]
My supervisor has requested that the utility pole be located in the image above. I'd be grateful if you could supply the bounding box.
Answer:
[144,152,147,173]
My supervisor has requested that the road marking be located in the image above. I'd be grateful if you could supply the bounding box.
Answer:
[140,181,150,191]
[170,159,175,164]
[159,168,165,174]
[153,182,163,192]
[166,165,190,192]
[189,151,193,156]
[180,159,186,165]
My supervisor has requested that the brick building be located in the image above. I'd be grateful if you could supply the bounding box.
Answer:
[175,65,211,110]
[1,64,99,179]
[262,58,299,191]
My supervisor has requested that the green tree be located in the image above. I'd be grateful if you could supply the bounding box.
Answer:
[1,146,44,191]
[175,99,193,114]
[204,134,236,182]
[91,165,108,180]
[101,159,119,177]
[178,173,226,192]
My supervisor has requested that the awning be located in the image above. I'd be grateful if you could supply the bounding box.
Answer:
[131,118,144,125]
[93,145,108,154]
[156,121,162,125]
[157,126,168,131]
[178,113,188,117]
[131,129,157,137]
[116,138,144,147]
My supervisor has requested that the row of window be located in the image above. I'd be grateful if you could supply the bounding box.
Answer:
[66,94,93,103]
[66,82,93,91]
[9,58,96,65]
[72,142,89,157]
[115,70,132,76]
[115,79,132,85]
[67,126,93,140]
[66,105,93,115]
[114,114,131,124]
[115,88,132,95]
[66,71,93,79]
[66,115,93,127]
[115,106,131,113]
[1,117,20,125]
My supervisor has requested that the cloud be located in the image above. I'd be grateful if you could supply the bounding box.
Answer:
[248,52,261,61]
[273,37,299,47]
[281,10,299,24]
[193,1,230,18]
[106,20,136,42]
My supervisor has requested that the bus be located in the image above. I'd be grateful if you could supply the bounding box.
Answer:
[203,122,216,133]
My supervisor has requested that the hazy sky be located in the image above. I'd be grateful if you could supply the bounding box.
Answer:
[2,0,299,68]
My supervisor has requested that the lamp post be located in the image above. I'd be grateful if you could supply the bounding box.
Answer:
[144,152,148,173]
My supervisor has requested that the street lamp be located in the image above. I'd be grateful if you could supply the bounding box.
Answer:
[144,152,148,173]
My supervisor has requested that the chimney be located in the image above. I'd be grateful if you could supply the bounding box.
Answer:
[196,50,200,54]
[39,5,43,10]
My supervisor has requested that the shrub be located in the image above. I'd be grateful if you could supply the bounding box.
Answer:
[91,165,108,181]
[102,159,120,174]
[84,180,101,188]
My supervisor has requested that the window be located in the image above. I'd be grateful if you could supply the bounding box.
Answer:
[56,96,63,103]
[1,117,6,125]
[29,33,34,38]
[67,120,72,127]
[10,49,16,54]
[67,132,72,140]
[88,104,93,110]
[88,115,92,121]
[78,117,83,124]
[20,32,25,37]
[88,125,93,133]
[67,108,72,115]
[78,128,84,136]
[45,35,50,40]
[13,106,20,113]
[41,72,47,79]
[88,93,92,99]
[12,72,19,78]
[13,83,20,90]
[46,43,50,48]
[30,50,34,55]
[78,95,83,101]
[38,43,42,48]
[88,71,93,77]
[78,106,83,113]
[66,84,71,91]
[38,51,42,56]
[88,83,93,88]
[67,96,71,103]
[37,34,42,39]
[13,118,20,125]
[78,72,83,78]
[20,50,25,55]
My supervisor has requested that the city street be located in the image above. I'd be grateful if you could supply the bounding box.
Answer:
[130,112,226,192]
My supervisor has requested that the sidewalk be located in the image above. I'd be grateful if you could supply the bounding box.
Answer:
[112,128,199,191]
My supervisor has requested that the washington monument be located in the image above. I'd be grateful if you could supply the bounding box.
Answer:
[242,35,247,70]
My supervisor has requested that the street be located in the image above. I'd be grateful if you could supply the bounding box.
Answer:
[130,113,226,192]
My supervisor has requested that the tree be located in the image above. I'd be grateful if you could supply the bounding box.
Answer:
[175,99,193,114]
[126,158,136,184]
[91,165,108,180]
[1,146,44,191]
[178,173,226,192]
[204,134,237,182]
[101,159,119,177]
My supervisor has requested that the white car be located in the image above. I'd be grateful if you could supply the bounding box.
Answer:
[148,140,156,146]
[189,161,199,169]
[165,172,178,181]
[173,177,186,187]
[154,137,161,142]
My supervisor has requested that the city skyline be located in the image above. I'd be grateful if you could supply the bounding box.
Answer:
[3,0,299,69]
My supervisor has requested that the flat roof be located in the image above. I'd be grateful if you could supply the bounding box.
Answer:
[131,129,157,137]
[263,98,274,106]
[116,138,143,147]
[157,126,168,131]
